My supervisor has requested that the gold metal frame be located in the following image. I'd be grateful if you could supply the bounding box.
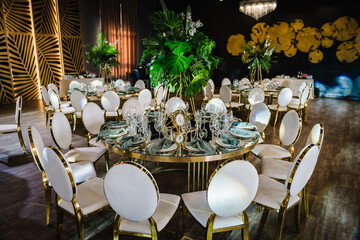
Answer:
[253,144,315,240]
[49,146,109,240]
[183,159,250,240]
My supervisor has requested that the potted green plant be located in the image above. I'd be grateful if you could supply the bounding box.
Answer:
[85,31,119,82]
[242,38,277,83]
[140,0,221,100]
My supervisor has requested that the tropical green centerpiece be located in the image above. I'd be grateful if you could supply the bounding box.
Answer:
[140,0,221,99]
[85,32,119,81]
[242,38,277,83]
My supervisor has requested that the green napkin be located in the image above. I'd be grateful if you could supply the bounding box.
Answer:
[100,121,127,131]
[117,135,142,149]
[188,138,215,155]
[96,127,127,142]
[221,134,240,148]
[148,138,175,155]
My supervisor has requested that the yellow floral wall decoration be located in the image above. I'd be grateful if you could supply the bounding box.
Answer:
[226,16,360,64]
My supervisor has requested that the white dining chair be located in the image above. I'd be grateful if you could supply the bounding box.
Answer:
[288,86,310,119]
[70,90,88,132]
[138,88,152,109]
[48,88,76,117]
[164,97,186,116]
[122,98,145,119]
[42,147,109,240]
[115,79,125,88]
[135,79,146,89]
[240,78,250,85]
[202,82,213,102]
[260,123,324,217]
[48,83,71,107]
[249,102,271,143]
[253,144,319,240]
[104,161,180,239]
[182,159,258,240]
[245,87,265,120]
[268,87,293,126]
[0,96,25,152]
[82,102,106,148]
[27,126,97,225]
[221,77,231,86]
[251,110,302,162]
[150,85,164,110]
[69,80,81,90]
[205,98,227,114]
[90,79,103,88]
[50,112,109,171]
[208,79,220,98]
[219,85,244,109]
[101,90,121,120]
[41,86,54,125]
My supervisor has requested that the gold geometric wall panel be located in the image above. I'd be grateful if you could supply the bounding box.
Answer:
[227,16,360,64]
[59,0,84,76]
[32,0,62,88]
[226,34,246,56]
[2,0,40,102]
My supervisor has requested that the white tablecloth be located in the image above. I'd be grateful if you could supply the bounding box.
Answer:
[59,78,104,98]
[271,78,314,99]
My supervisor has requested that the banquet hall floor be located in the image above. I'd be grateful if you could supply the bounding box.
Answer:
[0,97,359,240]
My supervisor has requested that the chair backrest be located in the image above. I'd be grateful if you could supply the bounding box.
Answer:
[135,79,145,89]
[43,147,76,202]
[221,78,231,86]
[277,87,293,107]
[285,144,319,197]
[122,98,145,119]
[104,161,159,222]
[205,98,226,114]
[249,102,271,133]
[48,88,61,111]
[208,79,215,93]
[138,89,152,109]
[70,90,87,112]
[207,160,258,217]
[115,79,125,87]
[240,78,250,85]
[48,83,60,96]
[281,79,291,87]
[90,79,103,88]
[50,112,72,149]
[155,86,164,107]
[41,86,50,106]
[248,87,265,105]
[82,103,105,135]
[299,86,310,105]
[69,80,81,90]
[28,126,45,172]
[219,85,232,104]
[101,91,120,112]
[15,96,22,125]
[204,83,212,100]
[298,82,307,96]
[306,123,324,150]
[165,97,186,115]
[279,110,302,146]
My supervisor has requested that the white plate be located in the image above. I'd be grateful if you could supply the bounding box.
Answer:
[116,136,145,145]
[233,122,257,130]
[185,143,201,152]
[230,128,259,139]
[108,124,127,129]
[215,138,241,148]
[159,143,177,153]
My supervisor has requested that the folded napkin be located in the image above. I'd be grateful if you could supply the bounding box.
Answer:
[148,138,175,155]
[230,128,261,139]
[117,135,142,149]
[100,121,127,131]
[221,134,240,148]
[233,122,257,131]
[96,127,127,142]
[187,138,215,155]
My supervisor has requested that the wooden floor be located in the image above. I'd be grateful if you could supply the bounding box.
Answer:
[0,97,359,240]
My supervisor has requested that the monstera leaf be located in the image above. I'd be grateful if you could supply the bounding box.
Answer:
[185,70,209,98]
[149,55,166,87]
[149,10,182,33]
[164,53,194,74]
[165,40,192,56]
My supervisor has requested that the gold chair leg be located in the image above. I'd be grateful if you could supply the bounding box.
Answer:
[182,203,187,236]
[76,214,85,240]
[304,183,310,218]
[113,214,120,240]
[242,224,249,240]
[17,129,25,152]
[45,184,51,225]
[55,196,63,240]
[73,115,77,133]
[294,201,301,232]
[276,208,286,240]
[273,109,279,127]
[105,151,110,172]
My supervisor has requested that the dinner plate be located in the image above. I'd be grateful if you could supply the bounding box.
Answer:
[107,122,127,129]
[107,130,127,138]
[116,136,146,145]
[185,143,201,152]
[215,138,244,148]
[230,128,259,139]
[233,122,257,130]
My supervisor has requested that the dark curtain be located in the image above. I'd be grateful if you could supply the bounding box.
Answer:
[100,0,137,80]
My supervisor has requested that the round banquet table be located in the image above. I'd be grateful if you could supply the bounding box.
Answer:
[100,125,259,192]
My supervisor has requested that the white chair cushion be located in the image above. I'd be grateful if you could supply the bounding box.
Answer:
[89,138,106,148]
[118,193,180,235]
[253,174,300,210]
[70,161,97,183]
[268,105,287,111]
[251,144,291,159]
[225,102,244,108]
[75,111,82,118]
[0,124,17,133]
[261,158,292,180]
[182,191,244,230]
[288,102,304,109]
[60,101,71,108]
[57,106,75,114]
[64,147,107,163]
[105,109,122,117]
[59,177,108,215]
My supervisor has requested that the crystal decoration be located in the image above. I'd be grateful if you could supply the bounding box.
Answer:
[239,0,277,20]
